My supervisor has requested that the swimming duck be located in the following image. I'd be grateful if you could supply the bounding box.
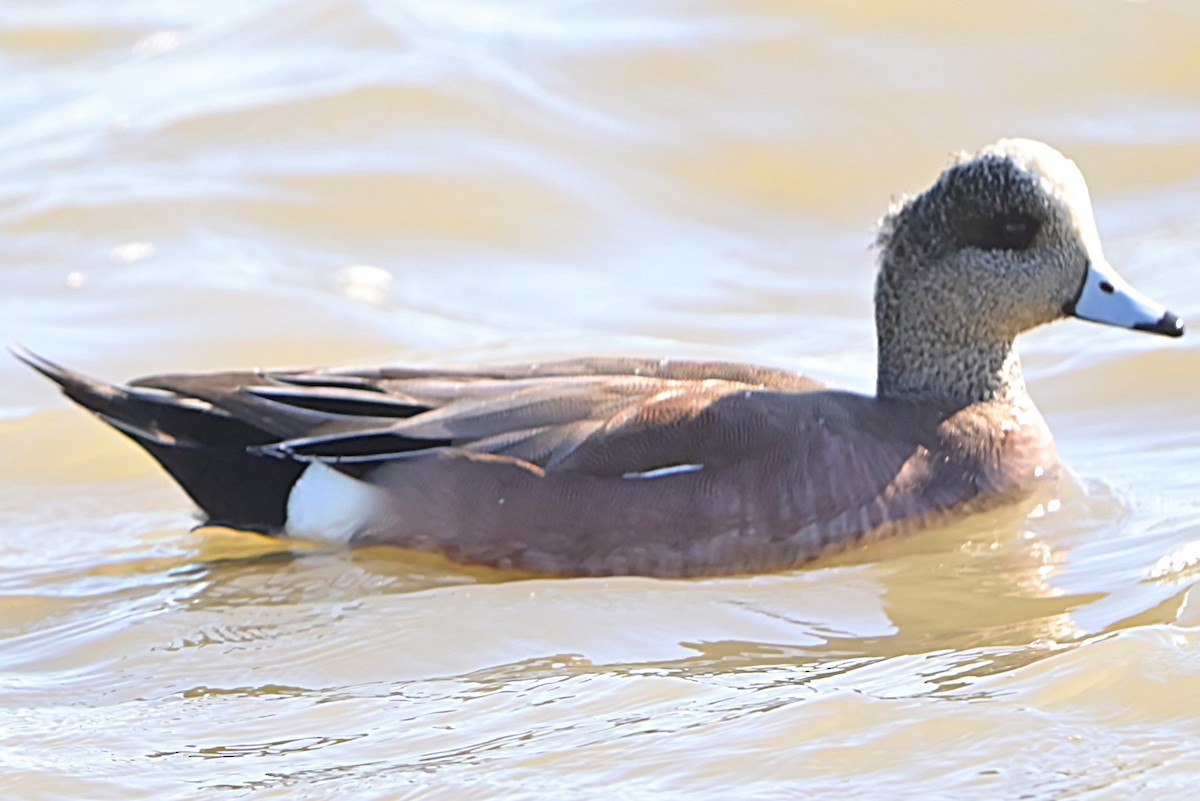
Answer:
[16,139,1183,576]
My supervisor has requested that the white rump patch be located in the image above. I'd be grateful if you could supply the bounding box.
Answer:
[621,463,704,480]
[285,462,384,544]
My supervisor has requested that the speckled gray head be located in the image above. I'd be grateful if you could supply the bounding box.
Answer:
[879,138,1183,340]
[874,138,1183,401]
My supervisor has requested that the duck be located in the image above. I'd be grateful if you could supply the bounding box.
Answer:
[15,138,1183,577]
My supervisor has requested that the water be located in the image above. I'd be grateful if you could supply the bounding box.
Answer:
[3,1,1200,797]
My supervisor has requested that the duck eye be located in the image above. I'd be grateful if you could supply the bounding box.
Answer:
[959,212,1041,252]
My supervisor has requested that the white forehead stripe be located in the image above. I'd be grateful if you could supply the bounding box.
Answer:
[979,138,1104,256]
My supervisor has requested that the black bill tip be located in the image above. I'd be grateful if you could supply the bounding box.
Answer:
[1133,310,1185,338]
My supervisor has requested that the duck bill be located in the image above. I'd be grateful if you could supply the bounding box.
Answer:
[1067,259,1184,337]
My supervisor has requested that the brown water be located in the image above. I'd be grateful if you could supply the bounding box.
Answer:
[3,1,1200,798]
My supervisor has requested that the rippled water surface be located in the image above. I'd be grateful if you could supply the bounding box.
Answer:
[3,1,1200,798]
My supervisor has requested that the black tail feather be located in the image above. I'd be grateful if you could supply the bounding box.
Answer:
[12,346,303,533]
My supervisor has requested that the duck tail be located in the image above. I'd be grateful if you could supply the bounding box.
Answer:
[10,346,303,533]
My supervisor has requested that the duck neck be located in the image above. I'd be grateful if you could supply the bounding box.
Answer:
[875,328,1028,406]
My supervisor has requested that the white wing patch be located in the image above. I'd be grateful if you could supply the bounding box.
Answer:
[621,463,704,480]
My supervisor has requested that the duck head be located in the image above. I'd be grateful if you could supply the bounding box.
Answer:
[874,138,1183,402]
